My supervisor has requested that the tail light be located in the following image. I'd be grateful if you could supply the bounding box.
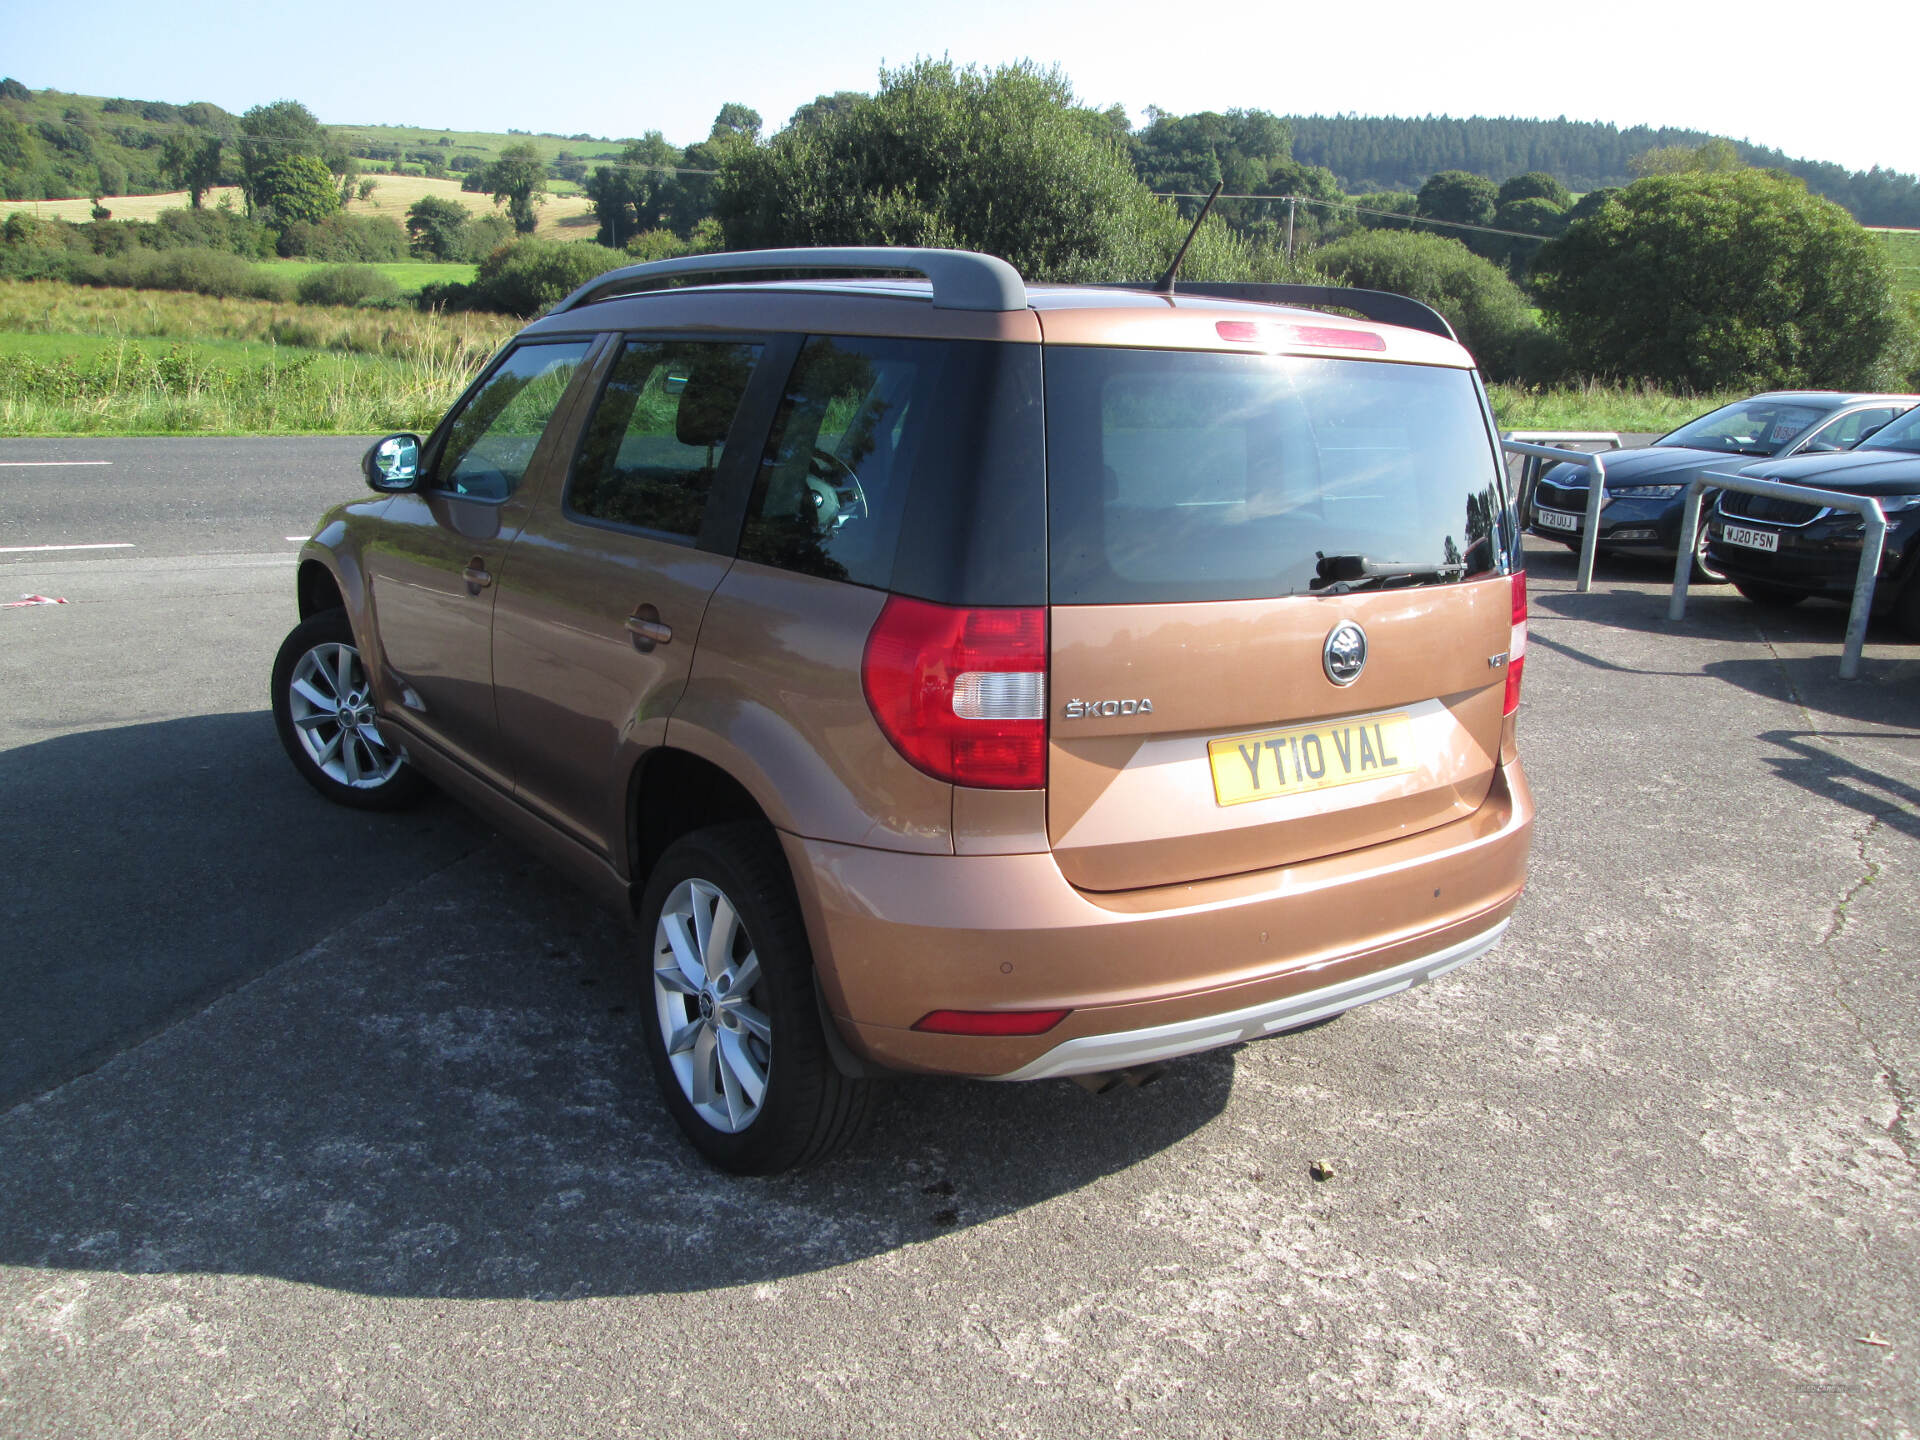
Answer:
[1504,570,1527,717]
[862,596,1047,789]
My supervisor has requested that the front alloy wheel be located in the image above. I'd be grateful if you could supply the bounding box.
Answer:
[271,608,428,811]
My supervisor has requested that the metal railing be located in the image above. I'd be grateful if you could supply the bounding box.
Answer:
[1500,434,1623,592]
[1670,472,1889,680]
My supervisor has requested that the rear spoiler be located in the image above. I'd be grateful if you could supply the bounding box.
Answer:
[1095,282,1456,343]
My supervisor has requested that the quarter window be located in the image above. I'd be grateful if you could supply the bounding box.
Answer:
[739,336,926,586]
[567,340,763,540]
[433,341,591,501]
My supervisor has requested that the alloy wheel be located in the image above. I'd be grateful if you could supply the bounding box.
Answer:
[652,878,773,1133]
[286,642,405,789]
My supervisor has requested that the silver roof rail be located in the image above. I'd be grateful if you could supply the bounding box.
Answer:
[549,247,1028,315]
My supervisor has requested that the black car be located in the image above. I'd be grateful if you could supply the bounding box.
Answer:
[1705,404,1920,636]
[1527,392,1917,580]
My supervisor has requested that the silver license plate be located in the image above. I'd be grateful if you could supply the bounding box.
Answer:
[1535,507,1580,533]
[1722,525,1779,553]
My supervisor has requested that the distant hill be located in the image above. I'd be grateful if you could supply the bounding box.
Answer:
[1284,114,1920,228]
[0,80,236,200]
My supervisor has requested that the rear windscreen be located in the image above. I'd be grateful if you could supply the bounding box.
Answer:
[1045,349,1506,605]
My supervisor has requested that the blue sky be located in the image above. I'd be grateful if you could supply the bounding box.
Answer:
[5,0,1915,177]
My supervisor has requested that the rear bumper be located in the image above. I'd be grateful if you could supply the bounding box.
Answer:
[995,919,1506,1080]
[782,760,1532,1079]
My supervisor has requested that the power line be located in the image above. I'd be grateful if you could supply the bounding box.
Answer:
[1152,190,1555,243]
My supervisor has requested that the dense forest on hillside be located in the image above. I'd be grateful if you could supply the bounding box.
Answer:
[1285,115,1920,227]
[5,77,1918,230]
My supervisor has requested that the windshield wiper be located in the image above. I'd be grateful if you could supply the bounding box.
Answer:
[1310,553,1467,595]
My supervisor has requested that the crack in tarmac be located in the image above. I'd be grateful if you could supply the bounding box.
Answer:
[1817,810,1920,1178]
[1754,621,1920,1180]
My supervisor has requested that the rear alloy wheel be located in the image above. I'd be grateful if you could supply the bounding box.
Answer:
[271,609,428,811]
[1732,579,1807,609]
[638,823,871,1174]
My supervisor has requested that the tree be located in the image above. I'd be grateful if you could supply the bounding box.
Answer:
[709,104,762,143]
[1497,171,1572,210]
[714,59,1263,284]
[238,100,328,216]
[406,194,472,260]
[253,154,340,227]
[586,131,685,245]
[1416,170,1498,227]
[483,142,547,233]
[1533,169,1904,391]
[160,131,225,208]
[1310,228,1547,380]
[1629,138,1742,177]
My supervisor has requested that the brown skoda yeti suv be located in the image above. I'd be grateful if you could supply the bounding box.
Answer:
[272,248,1533,1173]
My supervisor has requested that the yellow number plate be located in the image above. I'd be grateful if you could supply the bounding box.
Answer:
[1207,713,1417,806]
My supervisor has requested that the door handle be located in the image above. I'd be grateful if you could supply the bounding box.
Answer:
[462,557,493,595]
[626,609,672,650]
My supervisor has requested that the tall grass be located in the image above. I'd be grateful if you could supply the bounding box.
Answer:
[1487,379,1744,434]
[0,280,517,363]
[0,334,491,435]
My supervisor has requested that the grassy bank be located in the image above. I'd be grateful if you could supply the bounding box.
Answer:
[0,280,517,435]
[1487,381,1739,434]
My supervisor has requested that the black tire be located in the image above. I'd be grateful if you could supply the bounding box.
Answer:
[271,608,430,811]
[1894,577,1920,641]
[636,822,871,1174]
[1732,579,1808,609]
[1689,523,1729,585]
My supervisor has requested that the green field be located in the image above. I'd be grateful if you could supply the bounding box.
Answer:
[260,260,479,295]
[1873,229,1920,300]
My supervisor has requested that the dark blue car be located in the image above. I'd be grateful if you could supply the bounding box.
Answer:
[1706,404,1920,636]
[1527,392,1918,580]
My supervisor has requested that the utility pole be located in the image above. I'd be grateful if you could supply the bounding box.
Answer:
[1285,198,1297,265]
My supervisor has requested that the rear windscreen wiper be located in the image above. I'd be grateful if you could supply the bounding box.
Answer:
[1310,553,1467,595]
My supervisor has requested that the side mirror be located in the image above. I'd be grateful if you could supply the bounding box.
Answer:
[364,433,423,493]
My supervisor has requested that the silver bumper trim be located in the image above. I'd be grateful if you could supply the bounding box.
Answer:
[992,919,1509,1082]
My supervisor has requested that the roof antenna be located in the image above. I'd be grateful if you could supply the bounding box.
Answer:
[1156,181,1223,296]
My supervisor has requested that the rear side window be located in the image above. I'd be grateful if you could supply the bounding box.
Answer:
[738,336,1046,604]
[567,340,763,540]
[1046,349,1505,605]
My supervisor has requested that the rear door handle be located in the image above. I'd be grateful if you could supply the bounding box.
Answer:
[462,558,493,595]
[626,610,673,649]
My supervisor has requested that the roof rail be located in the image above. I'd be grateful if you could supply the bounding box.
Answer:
[550,247,1028,315]
[1096,281,1457,342]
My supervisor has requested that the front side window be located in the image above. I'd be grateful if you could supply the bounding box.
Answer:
[1856,405,1920,455]
[1046,350,1504,605]
[567,340,763,540]
[434,341,592,501]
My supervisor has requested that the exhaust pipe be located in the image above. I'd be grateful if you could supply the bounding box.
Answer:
[1069,1063,1166,1095]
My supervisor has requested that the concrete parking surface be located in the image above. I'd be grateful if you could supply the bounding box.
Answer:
[2,438,1915,1438]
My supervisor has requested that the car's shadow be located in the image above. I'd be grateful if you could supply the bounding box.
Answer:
[0,714,1232,1300]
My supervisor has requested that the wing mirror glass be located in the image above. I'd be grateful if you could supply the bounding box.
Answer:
[364,433,423,492]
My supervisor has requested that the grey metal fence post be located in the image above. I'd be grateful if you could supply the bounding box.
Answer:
[1669,472,1889,680]
[1500,437,1623,594]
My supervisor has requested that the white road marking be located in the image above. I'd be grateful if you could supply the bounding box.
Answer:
[285,536,307,542]
[0,542,135,554]
[0,461,114,468]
